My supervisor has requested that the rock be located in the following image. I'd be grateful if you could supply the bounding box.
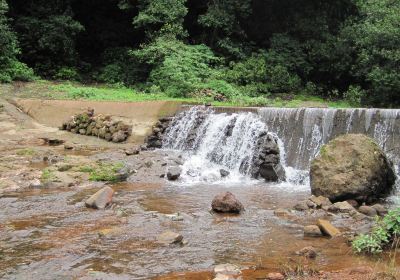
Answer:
[213,274,235,280]
[220,169,230,178]
[259,163,286,181]
[57,164,73,172]
[330,201,355,213]
[167,166,182,181]
[358,206,378,217]
[309,195,332,208]
[156,231,183,245]
[125,148,140,156]
[371,204,388,216]
[211,192,244,213]
[306,200,317,209]
[294,201,309,211]
[79,129,86,135]
[115,166,131,181]
[296,246,317,259]
[304,225,323,237]
[85,186,114,209]
[266,273,284,280]
[112,130,127,143]
[274,208,290,218]
[317,219,341,237]
[64,144,74,150]
[346,199,359,208]
[310,134,396,203]
[214,264,240,275]
[29,179,42,189]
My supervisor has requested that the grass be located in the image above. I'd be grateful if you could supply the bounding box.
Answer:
[1,80,355,108]
[79,162,124,182]
[16,148,37,156]
[41,168,55,182]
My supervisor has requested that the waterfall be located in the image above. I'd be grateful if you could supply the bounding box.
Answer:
[257,107,400,171]
[162,107,278,184]
[162,106,400,185]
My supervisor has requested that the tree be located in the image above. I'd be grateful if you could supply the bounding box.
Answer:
[0,0,33,82]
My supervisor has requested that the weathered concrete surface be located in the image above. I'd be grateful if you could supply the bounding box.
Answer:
[12,99,183,143]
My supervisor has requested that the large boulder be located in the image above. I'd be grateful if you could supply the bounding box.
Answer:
[310,134,396,203]
[211,192,244,213]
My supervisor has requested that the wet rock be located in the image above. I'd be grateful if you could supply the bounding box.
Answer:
[167,166,182,181]
[309,195,332,208]
[125,148,140,156]
[304,225,323,237]
[29,179,42,189]
[296,246,317,259]
[294,201,309,211]
[115,166,131,181]
[212,192,244,213]
[213,274,235,280]
[317,219,341,237]
[346,199,359,208]
[220,169,230,178]
[329,201,354,213]
[112,130,127,143]
[358,206,377,217]
[274,208,290,218]
[63,143,74,150]
[85,186,114,209]
[266,272,284,280]
[371,204,388,216]
[157,231,183,245]
[306,200,317,209]
[310,134,396,203]
[259,163,286,182]
[214,264,241,276]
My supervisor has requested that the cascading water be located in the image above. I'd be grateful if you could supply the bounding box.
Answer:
[162,106,399,188]
[257,107,400,172]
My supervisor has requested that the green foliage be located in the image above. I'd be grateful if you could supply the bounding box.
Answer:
[0,0,34,83]
[343,85,364,106]
[79,162,124,182]
[352,208,400,254]
[133,0,188,39]
[41,168,55,182]
[54,67,80,81]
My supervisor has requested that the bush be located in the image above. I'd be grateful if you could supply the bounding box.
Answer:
[352,208,400,254]
[343,85,365,106]
[54,67,80,81]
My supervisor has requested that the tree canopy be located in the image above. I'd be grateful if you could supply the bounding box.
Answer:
[1,0,399,107]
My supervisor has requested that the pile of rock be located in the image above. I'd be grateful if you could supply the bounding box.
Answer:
[294,195,388,218]
[251,132,286,181]
[60,109,132,143]
[146,117,172,149]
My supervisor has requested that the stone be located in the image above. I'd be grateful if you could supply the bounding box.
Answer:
[213,274,235,280]
[371,204,388,216]
[79,129,86,135]
[306,200,317,209]
[212,192,244,213]
[214,264,240,275]
[156,231,183,245]
[309,195,332,208]
[304,225,323,237]
[220,169,230,178]
[296,246,317,259]
[115,166,131,181]
[358,206,378,217]
[330,201,355,213]
[29,179,42,189]
[294,201,309,211]
[112,130,127,143]
[125,148,140,156]
[64,144,74,150]
[85,187,114,209]
[259,163,286,181]
[57,164,73,172]
[274,208,290,218]
[167,166,182,181]
[346,199,359,208]
[310,134,396,203]
[317,219,341,237]
[266,273,284,280]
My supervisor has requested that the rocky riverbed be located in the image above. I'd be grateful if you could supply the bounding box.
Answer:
[0,98,398,280]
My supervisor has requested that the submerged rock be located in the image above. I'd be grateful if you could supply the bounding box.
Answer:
[212,192,244,213]
[220,169,230,178]
[156,231,183,245]
[167,166,182,181]
[85,186,114,209]
[304,225,323,237]
[296,246,317,259]
[310,134,396,203]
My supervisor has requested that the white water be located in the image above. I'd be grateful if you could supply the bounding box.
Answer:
[162,107,303,186]
[162,106,399,190]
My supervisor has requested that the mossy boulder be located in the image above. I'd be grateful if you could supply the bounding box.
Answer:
[310,134,396,203]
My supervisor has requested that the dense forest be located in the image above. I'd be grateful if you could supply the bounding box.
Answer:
[1,0,399,107]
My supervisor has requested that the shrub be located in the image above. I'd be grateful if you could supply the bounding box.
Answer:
[54,67,80,81]
[343,85,365,106]
[352,208,400,254]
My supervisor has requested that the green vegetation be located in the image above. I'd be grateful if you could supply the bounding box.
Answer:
[41,168,55,183]
[16,148,36,156]
[352,208,400,254]
[1,0,399,107]
[79,162,124,182]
